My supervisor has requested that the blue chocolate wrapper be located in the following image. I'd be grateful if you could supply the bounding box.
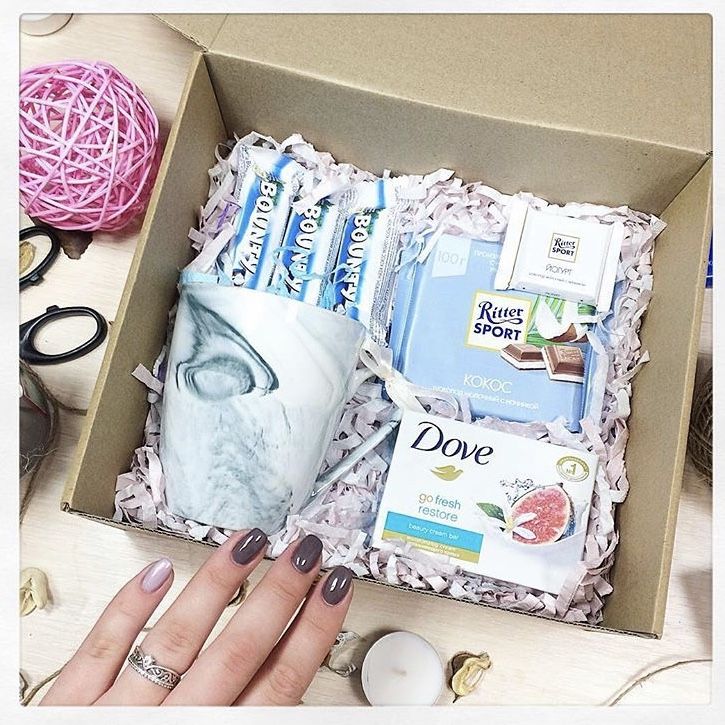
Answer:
[331,179,402,342]
[269,199,346,307]
[225,146,305,290]
[390,235,593,431]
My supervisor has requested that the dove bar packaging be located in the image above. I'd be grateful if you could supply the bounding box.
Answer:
[372,411,598,594]
[390,234,597,431]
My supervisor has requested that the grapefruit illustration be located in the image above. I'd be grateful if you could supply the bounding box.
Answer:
[511,485,573,545]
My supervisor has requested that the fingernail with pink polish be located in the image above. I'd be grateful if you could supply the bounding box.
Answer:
[141,558,173,593]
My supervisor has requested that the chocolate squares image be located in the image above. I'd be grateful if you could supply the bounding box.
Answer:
[542,345,585,383]
[500,343,546,370]
[501,342,585,383]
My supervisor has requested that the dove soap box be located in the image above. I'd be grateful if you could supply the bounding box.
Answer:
[372,411,598,594]
[390,235,595,432]
[494,198,625,312]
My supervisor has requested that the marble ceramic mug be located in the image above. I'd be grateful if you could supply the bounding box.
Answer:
[160,280,367,533]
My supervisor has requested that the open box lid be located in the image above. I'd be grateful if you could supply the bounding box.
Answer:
[158,13,712,156]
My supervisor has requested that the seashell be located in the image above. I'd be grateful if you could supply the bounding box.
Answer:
[20,567,50,616]
[449,651,492,701]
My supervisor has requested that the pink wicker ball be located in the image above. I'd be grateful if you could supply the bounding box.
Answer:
[19,60,160,232]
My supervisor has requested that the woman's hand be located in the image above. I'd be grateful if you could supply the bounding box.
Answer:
[40,531,353,706]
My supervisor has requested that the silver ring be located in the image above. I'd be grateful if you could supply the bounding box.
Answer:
[127,645,181,690]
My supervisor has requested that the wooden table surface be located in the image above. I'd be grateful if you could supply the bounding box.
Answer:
[19,13,713,707]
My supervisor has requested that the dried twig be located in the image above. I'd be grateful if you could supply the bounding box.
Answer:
[605,657,711,705]
[20,667,63,706]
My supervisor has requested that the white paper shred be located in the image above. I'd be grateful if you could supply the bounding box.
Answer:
[115,133,666,625]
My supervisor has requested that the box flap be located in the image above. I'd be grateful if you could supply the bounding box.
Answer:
[156,13,227,50]
[602,157,712,636]
[203,13,711,153]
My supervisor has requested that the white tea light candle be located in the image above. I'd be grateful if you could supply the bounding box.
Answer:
[20,14,72,35]
[361,631,444,706]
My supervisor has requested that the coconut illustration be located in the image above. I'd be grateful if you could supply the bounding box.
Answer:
[510,485,574,545]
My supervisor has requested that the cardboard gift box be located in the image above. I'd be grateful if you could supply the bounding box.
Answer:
[62,13,712,638]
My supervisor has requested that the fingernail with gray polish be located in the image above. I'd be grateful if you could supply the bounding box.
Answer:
[291,534,323,573]
[231,528,268,565]
[141,558,173,593]
[322,566,353,605]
